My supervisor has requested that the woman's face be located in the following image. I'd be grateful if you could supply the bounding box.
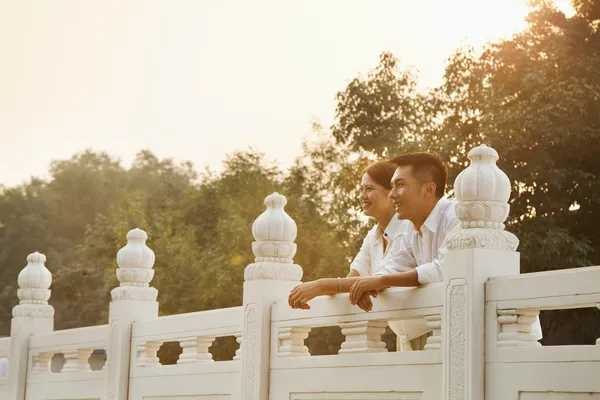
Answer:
[360,173,394,219]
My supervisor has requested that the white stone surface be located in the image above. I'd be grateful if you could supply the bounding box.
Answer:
[245,192,303,282]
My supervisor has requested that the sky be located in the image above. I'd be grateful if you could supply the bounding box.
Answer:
[0,0,575,186]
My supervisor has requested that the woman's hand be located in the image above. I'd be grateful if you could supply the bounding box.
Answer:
[288,281,324,309]
[349,275,386,305]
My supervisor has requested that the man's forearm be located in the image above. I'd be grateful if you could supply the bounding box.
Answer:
[317,277,360,295]
[379,270,419,288]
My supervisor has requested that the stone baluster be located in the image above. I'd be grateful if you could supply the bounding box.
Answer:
[177,336,215,364]
[31,351,53,374]
[233,333,243,360]
[62,348,93,372]
[497,309,542,347]
[339,321,387,354]
[136,341,162,367]
[8,252,54,400]
[278,327,311,357]
[424,314,442,350]
[443,144,522,400]
[241,193,304,400]
[104,229,159,399]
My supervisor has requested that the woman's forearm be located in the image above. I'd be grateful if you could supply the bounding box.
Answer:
[317,277,360,295]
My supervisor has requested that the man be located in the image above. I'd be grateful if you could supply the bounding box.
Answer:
[349,152,458,307]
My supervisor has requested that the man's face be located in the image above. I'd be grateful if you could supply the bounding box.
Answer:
[389,165,425,222]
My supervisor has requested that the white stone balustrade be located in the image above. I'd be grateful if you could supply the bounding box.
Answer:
[31,351,53,374]
[178,336,216,364]
[136,341,162,367]
[497,309,541,347]
[278,327,311,357]
[61,348,94,372]
[234,333,243,360]
[339,321,387,354]
[424,313,442,350]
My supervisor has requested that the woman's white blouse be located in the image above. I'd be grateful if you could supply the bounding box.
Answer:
[349,216,413,277]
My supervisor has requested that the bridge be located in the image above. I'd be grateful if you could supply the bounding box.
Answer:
[1,144,599,399]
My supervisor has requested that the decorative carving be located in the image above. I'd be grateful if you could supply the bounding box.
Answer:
[136,341,162,367]
[497,309,542,347]
[31,351,53,374]
[61,348,93,372]
[446,144,520,252]
[111,229,158,302]
[106,322,118,399]
[445,228,519,252]
[339,321,388,354]
[12,252,55,318]
[234,332,243,360]
[242,304,258,400]
[448,284,466,400]
[278,327,311,357]
[177,336,215,364]
[244,262,303,281]
[244,193,303,282]
[424,314,442,351]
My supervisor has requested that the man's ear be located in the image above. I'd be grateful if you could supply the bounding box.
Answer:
[424,182,437,198]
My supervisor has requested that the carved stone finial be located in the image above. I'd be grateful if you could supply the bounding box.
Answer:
[13,252,54,318]
[446,144,519,251]
[244,193,303,281]
[111,228,158,302]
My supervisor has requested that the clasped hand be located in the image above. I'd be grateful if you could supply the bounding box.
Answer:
[288,275,386,312]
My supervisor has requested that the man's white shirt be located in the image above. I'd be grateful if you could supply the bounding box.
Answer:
[375,197,459,285]
[371,197,542,341]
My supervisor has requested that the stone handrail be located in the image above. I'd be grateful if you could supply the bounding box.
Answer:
[29,325,108,374]
[270,284,443,371]
[131,306,243,367]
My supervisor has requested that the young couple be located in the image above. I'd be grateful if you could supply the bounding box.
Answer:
[288,152,543,345]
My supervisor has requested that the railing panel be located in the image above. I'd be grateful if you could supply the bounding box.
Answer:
[25,325,108,400]
[129,306,243,400]
[270,284,444,399]
[486,267,600,398]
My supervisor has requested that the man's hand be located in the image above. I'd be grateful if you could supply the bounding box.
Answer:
[288,281,323,309]
[355,292,377,312]
[350,275,386,305]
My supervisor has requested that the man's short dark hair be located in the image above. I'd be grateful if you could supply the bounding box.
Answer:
[389,153,448,198]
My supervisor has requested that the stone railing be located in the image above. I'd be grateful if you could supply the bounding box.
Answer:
[485,266,600,399]
[270,284,444,398]
[1,144,599,399]
[25,325,108,400]
[129,307,243,399]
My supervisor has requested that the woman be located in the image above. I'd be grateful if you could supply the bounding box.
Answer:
[288,160,413,311]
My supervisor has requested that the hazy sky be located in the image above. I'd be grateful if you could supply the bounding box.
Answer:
[0,0,573,186]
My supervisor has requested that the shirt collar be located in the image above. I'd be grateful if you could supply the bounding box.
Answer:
[421,197,450,234]
[376,214,406,243]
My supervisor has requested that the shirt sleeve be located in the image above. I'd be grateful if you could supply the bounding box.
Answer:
[349,234,373,276]
[374,243,417,276]
[415,214,460,284]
